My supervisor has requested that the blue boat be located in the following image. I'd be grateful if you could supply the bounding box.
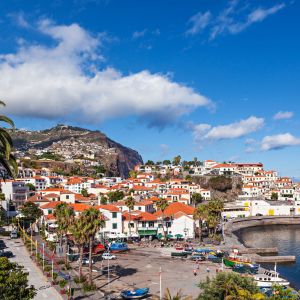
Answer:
[194,249,210,253]
[121,288,149,299]
[109,242,129,252]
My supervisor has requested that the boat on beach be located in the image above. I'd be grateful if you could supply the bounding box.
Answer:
[109,242,129,252]
[121,287,149,299]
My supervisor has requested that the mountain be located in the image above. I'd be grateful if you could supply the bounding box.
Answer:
[10,125,143,178]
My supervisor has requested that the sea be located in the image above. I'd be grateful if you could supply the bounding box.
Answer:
[236,224,300,290]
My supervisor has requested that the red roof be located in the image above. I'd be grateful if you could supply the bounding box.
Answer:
[154,202,195,217]
[40,201,62,209]
[95,204,119,212]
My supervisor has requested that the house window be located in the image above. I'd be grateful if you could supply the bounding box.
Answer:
[149,221,154,227]
[66,195,69,200]
[142,221,146,227]
[112,212,117,218]
[138,207,141,210]
[112,223,117,229]
[128,223,134,228]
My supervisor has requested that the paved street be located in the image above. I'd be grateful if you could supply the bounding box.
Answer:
[2,237,62,300]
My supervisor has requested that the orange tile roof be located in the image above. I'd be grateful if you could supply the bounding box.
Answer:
[154,202,194,217]
[69,203,91,212]
[40,201,63,209]
[95,204,120,212]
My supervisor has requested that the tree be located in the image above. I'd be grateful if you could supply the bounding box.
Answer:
[25,183,36,191]
[267,285,298,300]
[70,215,87,281]
[193,204,207,243]
[81,208,105,285]
[81,188,89,197]
[206,199,224,234]
[156,198,169,239]
[197,272,263,300]
[100,195,108,205]
[0,101,18,178]
[125,196,135,238]
[191,193,204,206]
[145,160,155,166]
[107,190,124,202]
[53,203,75,264]
[172,155,181,166]
[19,202,43,223]
[154,288,192,300]
[271,192,278,201]
[0,257,36,299]
[163,160,171,165]
[129,170,138,178]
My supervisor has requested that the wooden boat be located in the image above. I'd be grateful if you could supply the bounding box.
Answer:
[171,252,188,258]
[109,242,129,252]
[121,288,149,299]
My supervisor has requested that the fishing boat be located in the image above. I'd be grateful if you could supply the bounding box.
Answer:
[121,287,149,299]
[223,250,255,268]
[109,242,129,252]
[253,264,289,288]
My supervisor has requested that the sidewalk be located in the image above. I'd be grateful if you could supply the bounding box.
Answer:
[3,237,62,300]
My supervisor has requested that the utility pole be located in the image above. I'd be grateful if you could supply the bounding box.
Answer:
[42,243,45,271]
[107,257,110,300]
[159,267,162,300]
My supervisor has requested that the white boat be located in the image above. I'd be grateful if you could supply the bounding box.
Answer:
[253,264,289,288]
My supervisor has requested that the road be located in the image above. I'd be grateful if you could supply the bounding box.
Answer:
[2,236,62,300]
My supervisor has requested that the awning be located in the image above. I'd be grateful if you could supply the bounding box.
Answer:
[138,229,157,236]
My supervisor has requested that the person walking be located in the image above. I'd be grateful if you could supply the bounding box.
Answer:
[193,268,197,276]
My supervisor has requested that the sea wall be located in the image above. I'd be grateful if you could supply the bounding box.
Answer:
[223,215,300,262]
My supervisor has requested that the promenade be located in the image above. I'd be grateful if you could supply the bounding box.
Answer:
[3,236,62,300]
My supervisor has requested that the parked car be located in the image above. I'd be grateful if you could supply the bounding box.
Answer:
[102,252,116,260]
[0,250,14,258]
[81,256,94,265]
[10,230,18,239]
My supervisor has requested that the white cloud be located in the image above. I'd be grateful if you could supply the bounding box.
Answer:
[273,111,294,120]
[193,116,264,142]
[132,29,147,39]
[186,2,286,40]
[9,12,30,28]
[261,133,300,151]
[186,11,212,35]
[0,20,213,126]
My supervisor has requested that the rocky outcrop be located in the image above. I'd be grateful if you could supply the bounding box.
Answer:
[10,125,143,178]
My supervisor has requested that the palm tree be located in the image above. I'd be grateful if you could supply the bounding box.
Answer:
[125,196,135,238]
[153,288,192,300]
[70,215,87,281]
[193,204,207,243]
[207,199,224,234]
[53,203,75,264]
[0,100,17,178]
[81,208,105,285]
[156,198,169,240]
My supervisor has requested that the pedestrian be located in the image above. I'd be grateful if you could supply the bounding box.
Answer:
[206,266,210,274]
[193,269,197,276]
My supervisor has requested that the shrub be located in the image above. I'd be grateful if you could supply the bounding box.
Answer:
[74,276,86,284]
[59,280,67,289]
[44,265,51,272]
[82,282,97,292]
[53,272,58,281]
[57,259,64,265]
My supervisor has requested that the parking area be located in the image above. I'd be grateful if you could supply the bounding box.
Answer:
[1,236,62,300]
[71,246,221,299]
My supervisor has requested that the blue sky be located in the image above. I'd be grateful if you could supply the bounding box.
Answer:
[0,0,300,176]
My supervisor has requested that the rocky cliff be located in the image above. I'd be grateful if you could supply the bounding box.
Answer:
[10,125,143,178]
